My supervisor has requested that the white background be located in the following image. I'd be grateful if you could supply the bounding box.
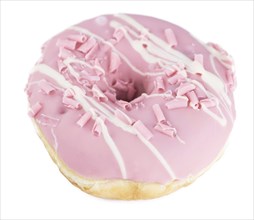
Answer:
[1,1,253,219]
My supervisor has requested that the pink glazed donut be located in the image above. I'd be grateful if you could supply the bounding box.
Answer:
[25,14,236,200]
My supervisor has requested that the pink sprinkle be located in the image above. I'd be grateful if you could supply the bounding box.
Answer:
[68,34,87,43]
[109,52,121,73]
[116,100,132,111]
[76,112,92,127]
[164,28,177,47]
[92,118,103,136]
[164,68,177,77]
[154,76,165,93]
[94,59,104,76]
[113,29,124,42]
[92,85,108,102]
[64,88,75,98]
[39,80,55,95]
[63,89,80,109]
[57,60,67,73]
[56,39,77,50]
[194,54,204,66]
[78,37,97,54]
[113,80,128,92]
[165,96,188,110]
[154,122,176,137]
[85,43,99,60]
[114,109,133,125]
[104,90,116,102]
[62,96,81,109]
[82,80,92,89]
[133,120,153,140]
[152,104,166,123]
[165,63,184,77]
[176,83,196,96]
[28,102,42,117]
[200,98,218,108]
[58,47,75,59]
[194,86,207,99]
[167,70,186,85]
[186,91,199,109]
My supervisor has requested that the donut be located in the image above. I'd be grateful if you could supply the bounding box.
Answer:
[25,14,236,200]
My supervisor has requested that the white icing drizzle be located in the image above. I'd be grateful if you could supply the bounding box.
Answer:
[204,43,234,71]
[36,113,59,127]
[63,57,105,75]
[135,130,176,179]
[84,96,135,134]
[201,104,227,126]
[51,128,59,151]
[33,64,176,179]
[110,20,178,64]
[208,55,234,123]
[209,54,222,78]
[97,117,127,178]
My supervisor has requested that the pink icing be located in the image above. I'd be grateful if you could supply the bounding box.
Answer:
[26,14,236,184]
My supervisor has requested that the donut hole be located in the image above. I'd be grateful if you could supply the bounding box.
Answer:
[112,79,146,102]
